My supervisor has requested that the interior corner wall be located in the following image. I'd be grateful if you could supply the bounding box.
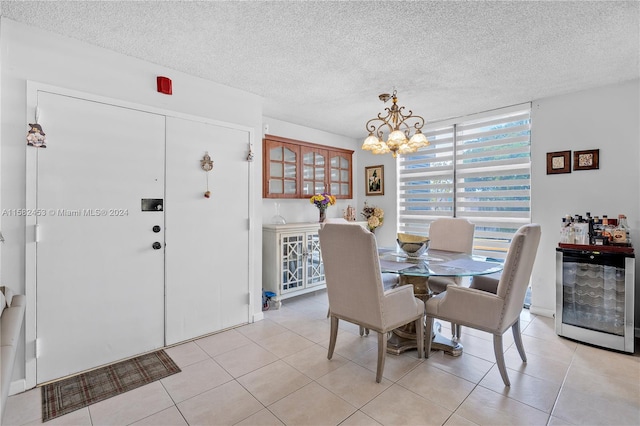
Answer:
[358,150,398,248]
[1,18,264,384]
[260,117,361,224]
[530,79,640,324]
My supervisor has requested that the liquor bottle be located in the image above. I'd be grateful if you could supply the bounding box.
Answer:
[612,215,630,245]
[586,212,594,244]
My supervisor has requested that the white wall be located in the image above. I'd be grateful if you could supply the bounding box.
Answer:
[357,150,399,248]
[0,19,264,383]
[530,80,640,325]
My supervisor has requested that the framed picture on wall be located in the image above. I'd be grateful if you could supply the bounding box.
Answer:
[365,165,384,196]
[573,149,599,171]
[546,151,571,174]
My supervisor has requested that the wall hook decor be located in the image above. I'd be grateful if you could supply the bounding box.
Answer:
[247,143,254,162]
[27,123,47,148]
[201,152,214,198]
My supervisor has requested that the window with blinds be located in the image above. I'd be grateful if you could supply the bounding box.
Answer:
[398,103,531,261]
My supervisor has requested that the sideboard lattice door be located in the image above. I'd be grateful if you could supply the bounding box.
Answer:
[281,234,305,292]
[306,232,325,286]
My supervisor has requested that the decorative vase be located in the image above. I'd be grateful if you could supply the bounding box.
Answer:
[271,202,286,225]
[319,207,327,223]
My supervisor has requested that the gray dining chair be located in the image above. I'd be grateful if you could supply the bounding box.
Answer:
[319,223,424,383]
[427,217,476,293]
[427,218,475,338]
[424,223,541,386]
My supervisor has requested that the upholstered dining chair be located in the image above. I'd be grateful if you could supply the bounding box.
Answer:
[318,223,425,383]
[424,223,541,386]
[426,218,475,338]
[427,217,476,293]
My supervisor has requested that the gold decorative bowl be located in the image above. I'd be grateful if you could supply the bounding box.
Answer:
[397,233,430,258]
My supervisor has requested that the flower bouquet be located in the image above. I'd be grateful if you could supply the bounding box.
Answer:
[310,192,336,222]
[362,202,384,232]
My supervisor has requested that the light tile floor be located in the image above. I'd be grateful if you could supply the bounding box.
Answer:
[4,290,640,425]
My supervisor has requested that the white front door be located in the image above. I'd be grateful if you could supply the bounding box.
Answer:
[35,91,165,383]
[165,117,251,344]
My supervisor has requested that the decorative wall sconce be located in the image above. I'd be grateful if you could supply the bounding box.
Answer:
[201,152,214,198]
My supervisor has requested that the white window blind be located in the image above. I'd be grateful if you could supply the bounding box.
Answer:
[398,104,531,261]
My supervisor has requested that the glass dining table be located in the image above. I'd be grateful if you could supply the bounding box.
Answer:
[378,247,503,356]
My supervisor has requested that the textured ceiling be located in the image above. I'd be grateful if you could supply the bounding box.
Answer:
[2,1,638,139]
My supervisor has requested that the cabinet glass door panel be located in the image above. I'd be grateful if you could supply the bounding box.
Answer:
[265,141,298,198]
[329,153,351,197]
[303,149,326,197]
[269,180,283,194]
[284,181,297,194]
[281,234,304,291]
[562,251,626,335]
[284,163,297,178]
[302,181,313,196]
[270,162,283,178]
[306,233,325,286]
[270,146,283,161]
[283,147,296,162]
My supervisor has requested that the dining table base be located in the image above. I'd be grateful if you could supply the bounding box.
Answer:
[386,275,463,357]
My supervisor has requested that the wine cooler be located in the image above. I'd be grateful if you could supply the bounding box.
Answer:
[556,245,635,353]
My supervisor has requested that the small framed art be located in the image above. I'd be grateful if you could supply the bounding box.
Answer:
[546,151,571,174]
[365,165,384,196]
[573,149,599,171]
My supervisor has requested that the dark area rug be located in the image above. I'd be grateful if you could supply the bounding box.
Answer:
[41,349,180,422]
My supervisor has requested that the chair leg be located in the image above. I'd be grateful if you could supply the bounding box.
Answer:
[451,322,462,340]
[424,316,434,358]
[376,331,386,383]
[512,320,527,362]
[416,317,424,359]
[328,316,339,360]
[493,333,510,386]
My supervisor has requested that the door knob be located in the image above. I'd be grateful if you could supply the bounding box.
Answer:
[152,242,162,250]
[153,225,161,233]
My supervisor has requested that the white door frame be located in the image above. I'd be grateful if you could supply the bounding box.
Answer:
[24,81,256,390]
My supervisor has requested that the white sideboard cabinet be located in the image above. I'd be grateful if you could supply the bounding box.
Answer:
[262,222,365,308]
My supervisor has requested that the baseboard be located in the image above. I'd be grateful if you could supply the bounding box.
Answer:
[252,311,264,322]
[9,379,26,396]
[529,305,555,318]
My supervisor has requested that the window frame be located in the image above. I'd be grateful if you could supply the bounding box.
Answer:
[398,104,532,262]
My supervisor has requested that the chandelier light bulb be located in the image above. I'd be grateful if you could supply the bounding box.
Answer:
[362,133,381,151]
[387,130,408,149]
[408,130,429,148]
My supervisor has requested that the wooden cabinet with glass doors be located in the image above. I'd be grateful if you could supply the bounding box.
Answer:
[263,135,353,199]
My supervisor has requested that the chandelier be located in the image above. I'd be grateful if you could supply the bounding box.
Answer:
[361,90,429,158]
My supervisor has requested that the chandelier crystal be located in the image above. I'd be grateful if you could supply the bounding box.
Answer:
[362,90,429,158]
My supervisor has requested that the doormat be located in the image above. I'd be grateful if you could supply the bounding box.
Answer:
[41,349,180,422]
